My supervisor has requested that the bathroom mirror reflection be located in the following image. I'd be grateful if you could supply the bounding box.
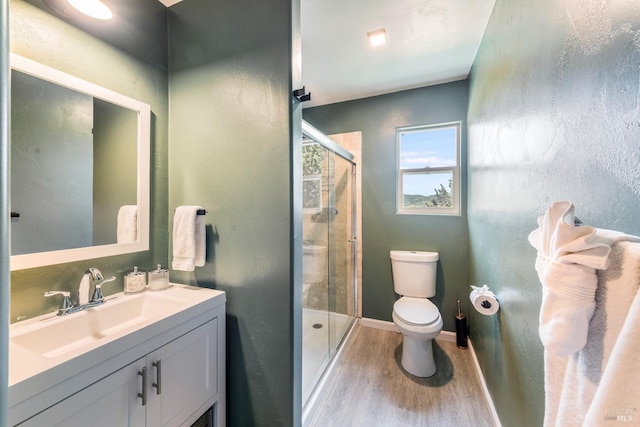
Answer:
[10,54,151,270]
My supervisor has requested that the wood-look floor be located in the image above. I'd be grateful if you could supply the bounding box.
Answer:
[306,323,496,427]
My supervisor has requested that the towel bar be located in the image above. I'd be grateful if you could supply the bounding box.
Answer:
[173,208,207,216]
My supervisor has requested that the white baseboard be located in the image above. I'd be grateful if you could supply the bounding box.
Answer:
[436,329,457,343]
[359,317,397,331]
[468,338,502,427]
[360,317,501,427]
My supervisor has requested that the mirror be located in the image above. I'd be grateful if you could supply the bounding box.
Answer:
[10,53,150,270]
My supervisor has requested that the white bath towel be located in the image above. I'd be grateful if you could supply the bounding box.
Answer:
[528,201,640,356]
[117,205,138,244]
[544,241,640,427]
[584,280,640,425]
[172,206,206,271]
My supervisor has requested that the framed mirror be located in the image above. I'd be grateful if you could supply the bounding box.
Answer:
[10,53,150,271]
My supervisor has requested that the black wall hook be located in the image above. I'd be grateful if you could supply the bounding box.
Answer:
[293,86,311,102]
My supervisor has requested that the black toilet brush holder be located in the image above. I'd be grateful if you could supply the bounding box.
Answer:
[455,300,468,349]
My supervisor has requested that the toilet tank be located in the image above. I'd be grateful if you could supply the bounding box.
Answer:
[390,250,439,298]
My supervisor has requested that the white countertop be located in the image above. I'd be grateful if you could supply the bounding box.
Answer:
[9,284,226,417]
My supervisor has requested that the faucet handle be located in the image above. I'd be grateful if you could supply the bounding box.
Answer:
[91,276,116,304]
[44,291,74,315]
[87,267,105,282]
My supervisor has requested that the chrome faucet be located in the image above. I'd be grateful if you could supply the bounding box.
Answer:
[45,267,116,316]
[80,267,116,305]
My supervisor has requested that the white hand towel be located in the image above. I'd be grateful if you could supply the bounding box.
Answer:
[117,205,138,244]
[172,206,206,272]
[528,201,640,356]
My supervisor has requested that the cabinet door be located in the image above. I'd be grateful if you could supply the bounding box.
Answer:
[18,359,146,427]
[146,319,218,427]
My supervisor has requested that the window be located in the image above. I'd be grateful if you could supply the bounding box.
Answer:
[396,122,460,215]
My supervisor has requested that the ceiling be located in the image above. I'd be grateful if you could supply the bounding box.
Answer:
[301,0,496,108]
[44,0,495,106]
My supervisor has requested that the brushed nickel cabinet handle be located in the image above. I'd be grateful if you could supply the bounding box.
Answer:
[152,359,162,395]
[138,367,147,406]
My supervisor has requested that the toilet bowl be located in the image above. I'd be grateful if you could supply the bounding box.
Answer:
[390,250,443,377]
[392,297,443,377]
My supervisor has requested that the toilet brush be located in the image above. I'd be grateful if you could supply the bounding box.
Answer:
[455,300,468,349]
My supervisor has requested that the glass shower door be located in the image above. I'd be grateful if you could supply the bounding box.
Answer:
[301,121,357,409]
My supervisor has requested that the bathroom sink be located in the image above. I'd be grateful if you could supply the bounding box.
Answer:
[11,291,179,359]
[8,283,226,426]
[9,283,225,388]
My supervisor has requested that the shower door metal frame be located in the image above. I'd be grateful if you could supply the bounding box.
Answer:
[302,121,355,163]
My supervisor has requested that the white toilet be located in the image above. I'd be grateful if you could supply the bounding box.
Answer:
[390,250,443,377]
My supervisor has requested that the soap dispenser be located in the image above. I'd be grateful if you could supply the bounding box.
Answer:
[148,264,170,291]
[124,266,147,294]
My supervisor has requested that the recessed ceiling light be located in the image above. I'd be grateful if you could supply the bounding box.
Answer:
[367,29,386,47]
[67,0,113,20]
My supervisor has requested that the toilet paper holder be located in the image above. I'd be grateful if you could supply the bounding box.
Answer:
[470,284,500,315]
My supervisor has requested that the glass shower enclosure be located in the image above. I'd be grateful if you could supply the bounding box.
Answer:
[301,121,357,408]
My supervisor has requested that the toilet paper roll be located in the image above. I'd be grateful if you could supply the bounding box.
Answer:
[470,285,499,316]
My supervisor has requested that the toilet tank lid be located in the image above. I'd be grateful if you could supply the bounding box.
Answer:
[390,250,438,262]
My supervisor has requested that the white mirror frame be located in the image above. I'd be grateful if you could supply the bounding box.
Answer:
[10,53,150,271]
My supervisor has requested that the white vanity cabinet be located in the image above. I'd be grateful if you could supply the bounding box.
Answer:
[146,318,218,427]
[9,285,225,427]
[18,359,146,426]
[18,319,218,427]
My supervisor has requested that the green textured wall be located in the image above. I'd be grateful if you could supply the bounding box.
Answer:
[9,0,168,322]
[467,0,640,425]
[167,0,298,425]
[303,81,469,332]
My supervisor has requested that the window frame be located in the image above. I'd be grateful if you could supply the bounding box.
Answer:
[396,122,461,216]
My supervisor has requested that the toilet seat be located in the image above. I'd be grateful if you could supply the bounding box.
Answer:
[393,297,439,326]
